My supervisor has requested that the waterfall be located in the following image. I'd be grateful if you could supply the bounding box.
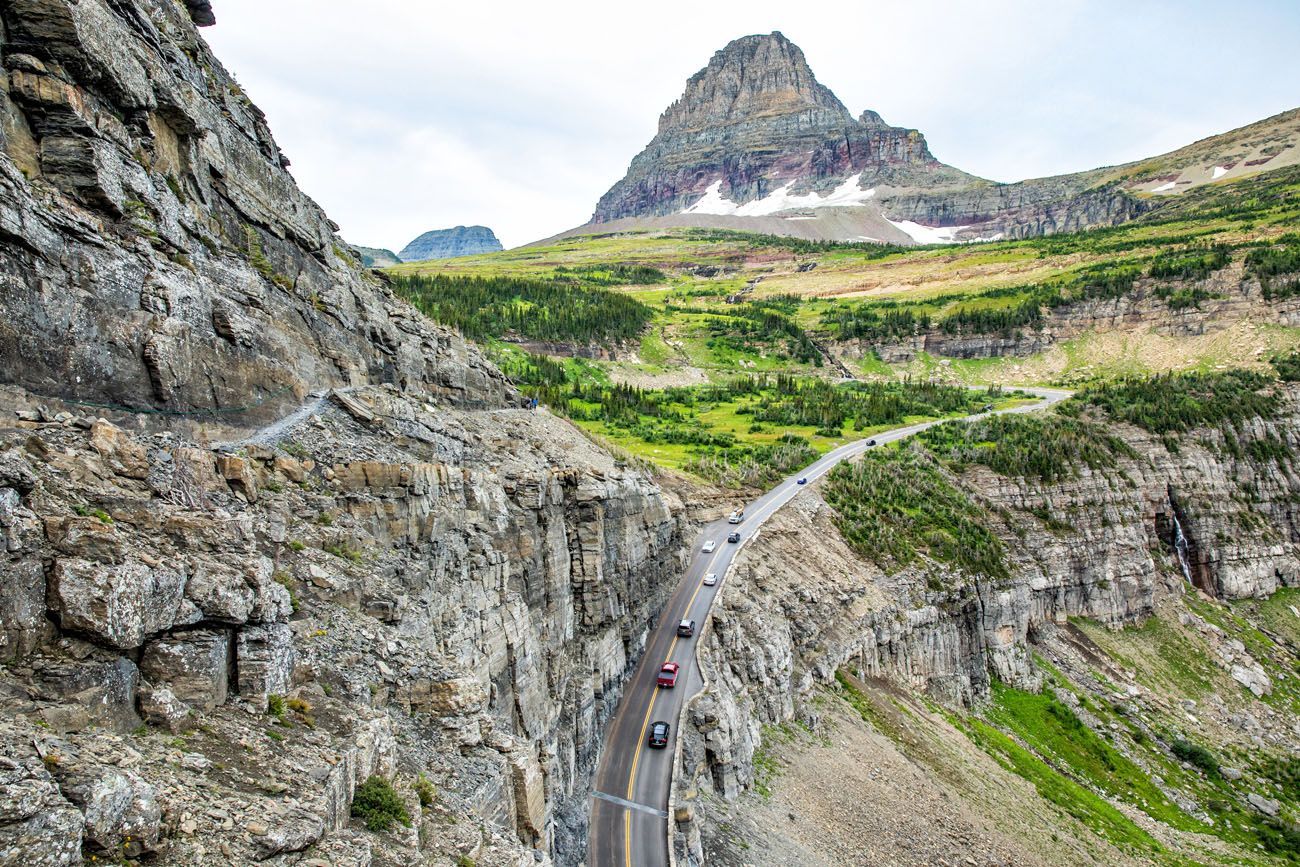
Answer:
[1172,512,1193,584]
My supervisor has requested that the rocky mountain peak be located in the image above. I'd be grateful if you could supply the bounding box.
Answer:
[657,31,850,134]
[589,32,974,225]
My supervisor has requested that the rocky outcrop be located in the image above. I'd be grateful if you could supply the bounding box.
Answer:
[398,225,504,261]
[0,0,511,419]
[0,385,685,863]
[0,1,690,864]
[833,261,1300,365]
[673,393,1300,859]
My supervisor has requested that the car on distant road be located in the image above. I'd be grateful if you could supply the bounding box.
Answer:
[982,403,994,412]
[703,572,718,586]
[677,619,696,637]
[701,540,716,553]
[727,509,744,524]
[797,477,807,485]
[648,720,670,748]
[727,531,740,543]
[656,662,680,688]
[866,439,877,447]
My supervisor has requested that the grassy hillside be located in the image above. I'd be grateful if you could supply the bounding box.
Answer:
[390,165,1300,395]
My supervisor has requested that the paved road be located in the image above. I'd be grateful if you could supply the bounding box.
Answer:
[585,387,1072,867]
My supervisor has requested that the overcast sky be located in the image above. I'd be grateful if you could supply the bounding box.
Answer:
[203,0,1300,250]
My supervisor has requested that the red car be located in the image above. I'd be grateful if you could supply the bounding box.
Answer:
[656,662,680,688]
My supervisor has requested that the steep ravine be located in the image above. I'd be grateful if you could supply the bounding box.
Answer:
[672,393,1300,865]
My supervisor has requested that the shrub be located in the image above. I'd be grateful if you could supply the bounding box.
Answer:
[414,774,436,807]
[272,572,299,613]
[266,694,286,718]
[918,413,1133,483]
[351,775,411,832]
[1148,244,1232,281]
[1170,738,1219,776]
[1272,351,1300,382]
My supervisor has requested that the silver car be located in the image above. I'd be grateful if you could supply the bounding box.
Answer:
[702,540,717,553]
[703,572,718,586]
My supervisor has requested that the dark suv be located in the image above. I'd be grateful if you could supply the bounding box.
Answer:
[648,721,670,749]
[677,619,696,637]
[727,531,741,543]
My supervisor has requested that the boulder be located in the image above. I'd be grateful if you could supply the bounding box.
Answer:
[0,560,49,661]
[33,653,140,733]
[0,756,83,866]
[251,808,325,858]
[1230,663,1273,698]
[215,454,258,502]
[56,766,161,856]
[88,421,149,479]
[0,485,41,554]
[184,562,255,624]
[47,558,186,649]
[237,623,295,708]
[136,683,191,732]
[1248,792,1281,817]
[0,451,37,495]
[43,516,123,562]
[140,629,231,711]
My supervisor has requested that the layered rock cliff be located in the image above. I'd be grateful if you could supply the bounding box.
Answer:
[0,2,687,863]
[833,260,1300,367]
[398,226,504,262]
[671,393,1300,863]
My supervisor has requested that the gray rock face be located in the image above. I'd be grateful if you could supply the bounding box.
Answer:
[0,755,83,866]
[0,0,514,417]
[397,225,504,262]
[55,765,161,856]
[140,629,231,711]
[0,2,684,864]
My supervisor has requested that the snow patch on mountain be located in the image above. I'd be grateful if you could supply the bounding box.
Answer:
[886,219,970,245]
[684,173,877,217]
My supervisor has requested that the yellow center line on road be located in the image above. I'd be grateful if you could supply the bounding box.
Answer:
[622,546,724,864]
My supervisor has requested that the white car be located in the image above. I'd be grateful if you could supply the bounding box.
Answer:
[701,540,717,553]
[703,573,718,586]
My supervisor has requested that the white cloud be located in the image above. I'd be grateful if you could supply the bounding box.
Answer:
[202,0,1300,249]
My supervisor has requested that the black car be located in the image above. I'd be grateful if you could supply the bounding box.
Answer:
[727,531,741,543]
[648,720,670,748]
[797,477,807,485]
[866,439,877,447]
